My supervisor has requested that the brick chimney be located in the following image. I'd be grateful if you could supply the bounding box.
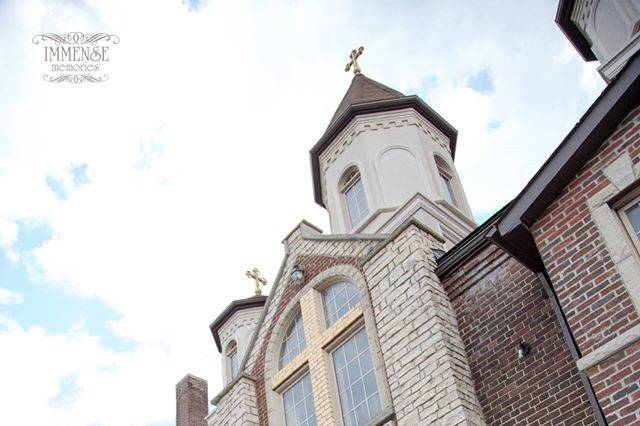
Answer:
[176,374,208,426]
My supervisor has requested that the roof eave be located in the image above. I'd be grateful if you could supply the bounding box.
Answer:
[497,52,640,239]
[555,0,597,62]
[434,203,510,278]
[311,96,458,207]
[209,295,267,352]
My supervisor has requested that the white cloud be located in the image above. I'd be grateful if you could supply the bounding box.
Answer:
[0,288,23,305]
[0,0,606,424]
[0,315,182,426]
[0,218,18,248]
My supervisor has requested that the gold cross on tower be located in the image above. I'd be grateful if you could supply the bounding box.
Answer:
[246,267,267,296]
[345,46,364,75]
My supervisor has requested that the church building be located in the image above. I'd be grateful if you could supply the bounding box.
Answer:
[176,1,640,424]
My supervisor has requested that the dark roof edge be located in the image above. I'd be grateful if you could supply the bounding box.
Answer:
[497,52,640,237]
[434,203,510,278]
[209,295,267,352]
[555,0,597,62]
[311,95,458,207]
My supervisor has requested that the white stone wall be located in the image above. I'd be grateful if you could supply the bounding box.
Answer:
[318,108,475,235]
[362,223,485,425]
[218,307,263,385]
[210,220,485,425]
[206,376,259,426]
[571,0,640,81]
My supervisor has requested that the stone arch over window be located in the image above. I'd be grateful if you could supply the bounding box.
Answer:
[264,263,394,426]
[339,165,369,229]
[225,340,239,382]
[434,154,458,207]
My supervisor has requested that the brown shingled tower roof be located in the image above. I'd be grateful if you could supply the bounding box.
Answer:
[328,74,404,127]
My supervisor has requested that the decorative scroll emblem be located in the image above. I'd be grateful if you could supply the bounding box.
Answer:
[32,32,120,83]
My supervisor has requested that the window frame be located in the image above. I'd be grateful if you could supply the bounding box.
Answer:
[617,192,640,254]
[321,280,362,328]
[340,168,369,229]
[439,171,456,205]
[279,311,307,369]
[225,340,239,382]
[328,324,383,426]
[281,371,318,426]
[435,156,457,207]
[229,347,238,379]
[266,266,394,426]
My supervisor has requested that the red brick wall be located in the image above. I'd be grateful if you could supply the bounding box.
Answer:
[443,244,595,425]
[531,105,640,356]
[251,255,360,426]
[587,340,640,425]
[176,375,208,426]
[530,104,640,424]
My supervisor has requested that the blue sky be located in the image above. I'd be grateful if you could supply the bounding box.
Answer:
[3,162,132,351]
[1,216,135,352]
[0,0,604,425]
[467,70,495,95]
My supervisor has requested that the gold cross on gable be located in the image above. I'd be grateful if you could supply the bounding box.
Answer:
[246,267,267,296]
[345,46,364,75]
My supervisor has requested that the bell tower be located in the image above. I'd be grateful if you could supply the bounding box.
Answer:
[310,48,476,247]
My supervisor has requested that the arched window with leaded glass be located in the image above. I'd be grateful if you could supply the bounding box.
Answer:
[322,281,361,326]
[279,312,307,369]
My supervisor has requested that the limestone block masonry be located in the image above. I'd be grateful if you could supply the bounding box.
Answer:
[206,375,259,425]
[362,223,485,425]
[207,220,486,425]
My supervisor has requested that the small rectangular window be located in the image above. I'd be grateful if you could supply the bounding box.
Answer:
[345,178,369,227]
[619,195,640,252]
[439,172,456,206]
[283,373,317,426]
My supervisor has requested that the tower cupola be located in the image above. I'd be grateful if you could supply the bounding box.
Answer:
[556,0,640,82]
[209,295,266,385]
[310,52,476,246]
